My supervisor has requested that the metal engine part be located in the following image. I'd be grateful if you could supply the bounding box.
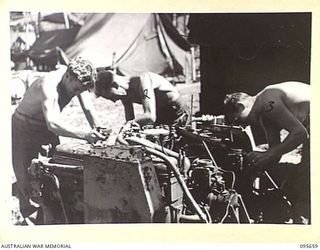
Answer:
[177,115,294,224]
[186,158,251,223]
[29,142,166,224]
[28,115,294,224]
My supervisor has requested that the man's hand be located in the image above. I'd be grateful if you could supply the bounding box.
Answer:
[246,151,277,172]
[85,128,107,144]
[116,120,141,145]
[120,120,141,132]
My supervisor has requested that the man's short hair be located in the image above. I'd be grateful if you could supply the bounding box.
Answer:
[95,67,114,96]
[67,57,97,88]
[224,92,250,113]
[223,92,250,124]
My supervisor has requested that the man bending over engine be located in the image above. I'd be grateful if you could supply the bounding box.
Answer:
[12,58,106,221]
[94,69,190,129]
[223,81,310,223]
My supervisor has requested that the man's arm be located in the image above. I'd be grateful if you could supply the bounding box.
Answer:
[132,74,157,126]
[247,93,308,167]
[41,82,104,143]
[262,117,281,148]
[262,117,282,162]
[77,90,101,128]
[122,99,135,121]
[263,96,308,158]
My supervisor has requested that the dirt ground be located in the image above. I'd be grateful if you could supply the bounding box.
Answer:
[10,81,302,225]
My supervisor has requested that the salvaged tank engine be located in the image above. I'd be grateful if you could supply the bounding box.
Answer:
[28,116,293,224]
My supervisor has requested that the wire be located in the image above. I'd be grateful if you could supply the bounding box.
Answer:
[203,205,212,224]
[42,170,69,223]
[145,147,209,223]
[220,199,232,223]
[201,140,219,168]
[231,205,240,224]
[237,194,253,223]
[230,171,236,190]
[264,171,279,189]
[201,139,236,189]
[219,168,236,190]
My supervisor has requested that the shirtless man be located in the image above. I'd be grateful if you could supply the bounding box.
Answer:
[94,69,190,128]
[12,58,106,220]
[223,81,310,223]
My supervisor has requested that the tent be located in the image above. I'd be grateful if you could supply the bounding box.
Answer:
[27,13,192,77]
[66,13,191,77]
[27,27,80,70]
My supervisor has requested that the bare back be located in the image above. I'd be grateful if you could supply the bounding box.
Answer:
[128,72,180,106]
[15,67,67,122]
[252,81,310,125]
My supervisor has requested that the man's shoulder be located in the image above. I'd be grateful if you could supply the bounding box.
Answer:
[42,67,66,84]
[263,81,309,91]
[252,88,282,117]
[258,85,284,99]
[36,71,64,99]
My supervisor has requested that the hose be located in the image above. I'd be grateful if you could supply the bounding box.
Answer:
[201,139,236,189]
[124,136,208,223]
[41,170,69,224]
[146,147,208,223]
[179,214,204,223]
[125,136,190,172]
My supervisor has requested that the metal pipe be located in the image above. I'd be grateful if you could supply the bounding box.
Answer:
[119,135,207,222]
[116,131,129,145]
[144,147,208,223]
[125,136,190,171]
[42,170,69,224]
[179,214,203,223]
[264,171,279,189]
[201,140,219,168]
[190,95,193,119]
[124,136,207,222]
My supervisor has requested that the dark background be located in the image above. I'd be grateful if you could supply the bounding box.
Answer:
[188,13,311,115]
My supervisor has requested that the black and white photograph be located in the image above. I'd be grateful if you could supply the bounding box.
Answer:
[9,11,312,226]
[2,0,320,246]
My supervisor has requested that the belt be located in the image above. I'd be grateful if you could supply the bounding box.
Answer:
[13,111,47,127]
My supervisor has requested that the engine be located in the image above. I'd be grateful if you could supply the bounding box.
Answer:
[28,116,293,224]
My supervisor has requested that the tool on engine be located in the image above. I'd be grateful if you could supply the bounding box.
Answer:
[96,126,111,137]
[91,127,111,148]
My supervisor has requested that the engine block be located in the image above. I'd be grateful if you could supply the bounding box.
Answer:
[29,141,166,224]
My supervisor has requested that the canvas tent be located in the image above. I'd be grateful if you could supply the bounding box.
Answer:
[66,13,191,77]
[27,13,192,77]
[27,27,80,70]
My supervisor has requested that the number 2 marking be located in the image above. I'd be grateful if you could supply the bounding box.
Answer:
[143,89,150,99]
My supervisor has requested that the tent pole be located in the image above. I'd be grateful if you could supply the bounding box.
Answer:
[112,52,116,73]
[191,46,196,82]
[64,13,70,29]
[173,14,177,28]
[37,12,41,37]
